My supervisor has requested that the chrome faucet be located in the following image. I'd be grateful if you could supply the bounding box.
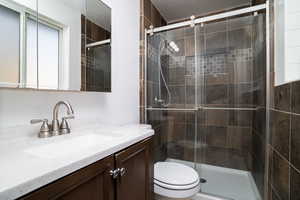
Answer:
[52,101,74,136]
[30,101,75,138]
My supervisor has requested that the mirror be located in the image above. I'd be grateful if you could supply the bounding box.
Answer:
[0,0,111,92]
[83,0,111,92]
[0,0,38,88]
[275,0,300,86]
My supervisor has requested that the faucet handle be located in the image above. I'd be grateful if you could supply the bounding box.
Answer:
[63,115,75,120]
[59,116,74,134]
[30,119,48,124]
[30,119,52,138]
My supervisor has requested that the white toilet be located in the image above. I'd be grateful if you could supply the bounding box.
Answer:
[154,162,200,200]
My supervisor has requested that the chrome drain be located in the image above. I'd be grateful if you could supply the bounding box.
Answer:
[200,178,207,183]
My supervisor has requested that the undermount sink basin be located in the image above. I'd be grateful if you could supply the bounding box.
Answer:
[24,134,115,159]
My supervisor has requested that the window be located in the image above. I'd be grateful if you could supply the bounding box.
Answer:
[0,1,62,89]
[37,21,60,90]
[26,17,38,88]
[0,4,20,87]
[26,17,61,89]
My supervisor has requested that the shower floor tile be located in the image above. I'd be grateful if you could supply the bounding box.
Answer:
[166,158,261,200]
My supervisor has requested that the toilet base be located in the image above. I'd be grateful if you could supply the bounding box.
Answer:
[154,182,200,200]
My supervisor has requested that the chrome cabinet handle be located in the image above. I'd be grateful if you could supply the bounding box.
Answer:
[110,169,120,179]
[120,168,126,177]
[109,168,126,179]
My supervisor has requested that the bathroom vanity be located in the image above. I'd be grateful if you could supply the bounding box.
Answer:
[0,125,154,200]
[20,138,152,200]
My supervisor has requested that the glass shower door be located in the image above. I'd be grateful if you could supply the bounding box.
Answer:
[147,27,197,109]
[146,27,200,177]
[195,13,266,200]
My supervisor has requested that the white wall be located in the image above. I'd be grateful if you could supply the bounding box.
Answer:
[275,0,300,85]
[0,0,140,128]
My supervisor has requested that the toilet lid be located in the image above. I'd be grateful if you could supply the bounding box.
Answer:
[154,162,199,186]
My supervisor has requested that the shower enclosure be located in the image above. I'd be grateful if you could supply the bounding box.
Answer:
[145,3,269,200]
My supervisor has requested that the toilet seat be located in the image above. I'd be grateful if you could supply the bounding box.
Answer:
[154,162,200,199]
[154,178,200,190]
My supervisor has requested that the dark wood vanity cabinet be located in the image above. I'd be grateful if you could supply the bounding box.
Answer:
[20,137,153,200]
[115,138,153,200]
[20,156,115,200]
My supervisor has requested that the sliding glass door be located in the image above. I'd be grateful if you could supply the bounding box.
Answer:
[195,13,266,199]
[146,27,200,179]
[146,11,267,200]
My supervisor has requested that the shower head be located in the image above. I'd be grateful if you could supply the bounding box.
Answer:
[168,41,179,52]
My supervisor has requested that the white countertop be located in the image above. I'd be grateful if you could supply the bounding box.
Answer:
[0,123,154,200]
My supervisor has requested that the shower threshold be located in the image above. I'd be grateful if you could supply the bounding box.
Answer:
[166,158,261,200]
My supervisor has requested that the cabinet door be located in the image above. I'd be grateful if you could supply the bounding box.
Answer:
[20,156,115,200]
[115,138,153,200]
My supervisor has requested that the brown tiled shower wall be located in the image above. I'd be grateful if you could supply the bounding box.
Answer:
[268,77,300,200]
[266,0,300,199]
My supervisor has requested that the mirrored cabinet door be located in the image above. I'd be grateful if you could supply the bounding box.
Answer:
[0,0,38,89]
[37,0,87,91]
[0,0,111,92]
[83,0,111,92]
